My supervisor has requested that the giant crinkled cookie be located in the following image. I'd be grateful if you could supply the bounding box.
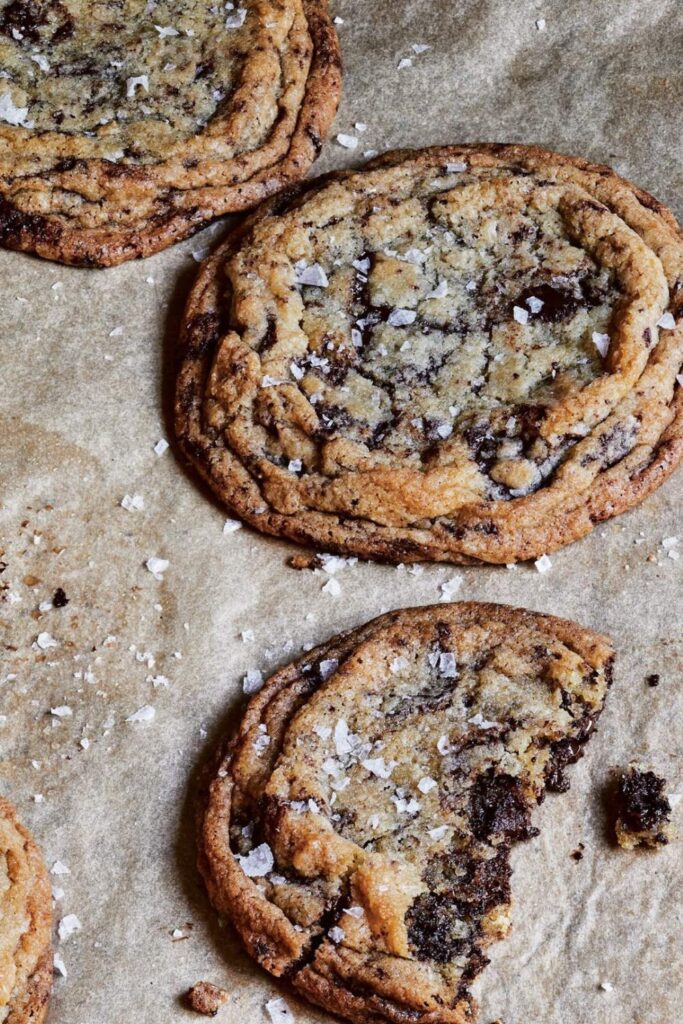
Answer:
[200,602,614,1024]
[176,144,683,564]
[0,0,341,266]
[0,799,52,1024]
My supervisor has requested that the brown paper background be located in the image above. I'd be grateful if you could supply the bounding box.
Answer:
[1,1,682,1022]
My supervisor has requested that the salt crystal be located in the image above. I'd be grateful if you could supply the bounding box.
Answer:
[265,997,294,1023]
[153,438,169,456]
[439,576,463,601]
[329,926,345,943]
[243,669,264,694]
[397,58,413,70]
[53,953,68,977]
[225,7,246,28]
[30,53,50,71]
[428,825,449,841]
[237,843,274,877]
[445,161,467,173]
[426,279,448,299]
[336,133,358,150]
[223,518,242,534]
[318,658,338,680]
[437,735,451,755]
[126,705,155,723]
[0,91,30,126]
[58,914,81,942]
[126,75,149,98]
[154,24,179,36]
[657,312,676,330]
[418,777,437,794]
[526,295,544,314]
[294,261,329,287]
[361,757,397,779]
[468,712,499,729]
[592,332,610,357]
[51,861,71,876]
[323,578,341,597]
[145,557,169,580]
[37,632,59,650]
[50,706,72,719]
[535,554,553,574]
[513,305,529,325]
[388,307,417,327]
[438,652,457,678]
[121,493,144,512]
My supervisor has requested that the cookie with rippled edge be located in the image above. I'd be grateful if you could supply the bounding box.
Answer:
[0,798,52,1024]
[175,144,683,565]
[199,602,614,1024]
[0,0,341,267]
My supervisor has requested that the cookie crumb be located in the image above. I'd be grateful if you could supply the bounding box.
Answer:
[289,552,322,571]
[615,765,673,849]
[186,982,229,1016]
[645,673,660,687]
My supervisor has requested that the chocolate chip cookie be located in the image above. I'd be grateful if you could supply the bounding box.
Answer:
[0,0,341,266]
[0,798,52,1024]
[200,602,614,1024]
[175,144,683,564]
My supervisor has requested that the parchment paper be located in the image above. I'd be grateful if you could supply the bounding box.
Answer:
[1,2,682,1022]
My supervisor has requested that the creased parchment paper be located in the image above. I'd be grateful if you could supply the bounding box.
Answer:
[1,2,682,1022]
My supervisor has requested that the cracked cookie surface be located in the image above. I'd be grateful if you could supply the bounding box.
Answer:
[0,0,341,265]
[200,602,614,1024]
[0,799,52,1024]
[176,144,683,564]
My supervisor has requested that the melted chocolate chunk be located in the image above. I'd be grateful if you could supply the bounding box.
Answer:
[469,771,539,842]
[406,892,471,963]
[545,737,584,793]
[512,275,605,323]
[617,767,671,834]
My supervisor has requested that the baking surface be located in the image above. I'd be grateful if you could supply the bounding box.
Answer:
[1,2,682,1023]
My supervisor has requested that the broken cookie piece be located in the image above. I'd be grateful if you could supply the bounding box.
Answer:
[615,765,674,850]
[199,602,613,1024]
[186,981,229,1017]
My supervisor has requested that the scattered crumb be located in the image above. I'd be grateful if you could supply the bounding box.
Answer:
[615,764,673,849]
[186,981,229,1017]
[645,673,660,688]
[289,552,322,570]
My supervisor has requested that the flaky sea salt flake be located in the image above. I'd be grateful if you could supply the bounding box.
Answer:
[535,554,553,574]
[237,843,274,877]
[126,704,155,723]
[145,556,169,580]
[336,133,358,150]
[592,332,610,357]
[265,997,294,1024]
[126,75,149,98]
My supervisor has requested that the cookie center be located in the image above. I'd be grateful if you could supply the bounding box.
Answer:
[0,0,270,151]
[291,178,620,481]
